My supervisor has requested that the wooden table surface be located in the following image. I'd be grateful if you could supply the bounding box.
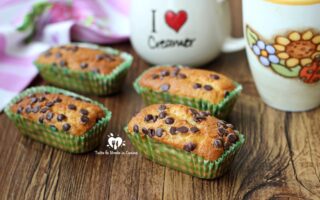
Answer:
[1,2,320,200]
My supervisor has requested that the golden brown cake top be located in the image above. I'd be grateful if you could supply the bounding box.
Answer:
[35,45,124,75]
[11,93,105,136]
[138,66,237,104]
[127,104,239,161]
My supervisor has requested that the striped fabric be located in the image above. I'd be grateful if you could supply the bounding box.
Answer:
[0,0,130,111]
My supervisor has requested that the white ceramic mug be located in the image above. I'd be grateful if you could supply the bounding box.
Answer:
[243,0,320,111]
[130,0,245,66]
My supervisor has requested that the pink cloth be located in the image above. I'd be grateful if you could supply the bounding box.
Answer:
[0,0,130,111]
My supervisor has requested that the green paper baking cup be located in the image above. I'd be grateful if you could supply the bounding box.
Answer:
[133,66,242,119]
[4,86,112,153]
[34,43,133,96]
[124,127,245,179]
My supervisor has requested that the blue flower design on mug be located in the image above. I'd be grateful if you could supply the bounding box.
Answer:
[252,40,280,66]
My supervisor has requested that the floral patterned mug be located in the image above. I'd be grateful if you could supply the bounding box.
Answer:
[243,0,320,111]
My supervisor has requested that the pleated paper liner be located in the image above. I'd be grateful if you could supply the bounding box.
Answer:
[34,43,133,96]
[125,127,245,179]
[133,66,242,119]
[4,86,112,153]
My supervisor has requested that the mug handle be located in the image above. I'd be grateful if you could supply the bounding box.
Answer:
[222,37,245,53]
[217,0,245,53]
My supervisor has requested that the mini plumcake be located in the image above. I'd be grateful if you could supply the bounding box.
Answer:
[5,86,112,153]
[134,66,242,119]
[34,43,133,95]
[125,104,245,179]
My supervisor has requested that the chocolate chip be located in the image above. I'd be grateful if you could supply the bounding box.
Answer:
[159,111,167,119]
[63,123,71,131]
[178,73,187,79]
[224,142,231,150]
[160,84,170,92]
[218,127,228,137]
[96,54,104,61]
[172,68,180,76]
[204,85,213,91]
[80,62,88,69]
[224,91,230,97]
[193,118,200,123]
[17,106,24,114]
[183,142,196,152]
[105,54,115,61]
[227,134,238,143]
[80,109,89,115]
[160,70,170,77]
[50,125,58,131]
[226,123,234,129]
[68,104,77,110]
[159,104,166,111]
[144,114,154,122]
[25,106,32,114]
[39,96,46,102]
[177,126,188,133]
[46,112,54,121]
[165,117,174,124]
[28,94,36,98]
[70,46,78,52]
[190,127,199,133]
[153,115,158,122]
[218,120,226,126]
[80,115,89,124]
[45,101,54,107]
[155,128,163,137]
[32,105,40,113]
[193,83,202,89]
[213,139,223,148]
[148,128,155,137]
[38,116,44,124]
[57,114,66,122]
[210,74,220,80]
[55,52,62,58]
[170,127,177,135]
[190,108,199,116]
[40,107,49,113]
[194,116,206,123]
[199,111,210,117]
[30,97,38,104]
[54,97,62,103]
[152,74,159,79]
[142,127,148,135]
[133,125,139,133]
[59,60,67,67]
[74,96,82,101]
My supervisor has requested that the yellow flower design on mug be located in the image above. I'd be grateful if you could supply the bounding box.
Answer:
[246,26,320,84]
[275,31,320,67]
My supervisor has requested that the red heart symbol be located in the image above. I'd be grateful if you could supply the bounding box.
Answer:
[165,10,188,32]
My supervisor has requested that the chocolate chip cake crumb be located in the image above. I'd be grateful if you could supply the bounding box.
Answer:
[36,45,124,75]
[11,92,105,136]
[127,104,240,161]
[138,66,236,104]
